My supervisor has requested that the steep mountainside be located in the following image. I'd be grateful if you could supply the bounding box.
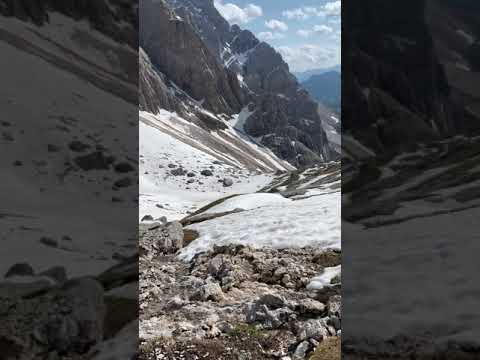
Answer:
[343,0,480,162]
[0,1,138,358]
[140,0,334,166]
[426,0,480,123]
[302,71,341,114]
[343,1,480,358]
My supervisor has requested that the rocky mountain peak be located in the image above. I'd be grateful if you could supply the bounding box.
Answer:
[230,29,260,54]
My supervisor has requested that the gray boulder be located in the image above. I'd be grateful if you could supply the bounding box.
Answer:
[222,177,233,187]
[5,263,34,278]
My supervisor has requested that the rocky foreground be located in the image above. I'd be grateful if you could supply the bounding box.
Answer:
[0,257,138,359]
[139,219,341,360]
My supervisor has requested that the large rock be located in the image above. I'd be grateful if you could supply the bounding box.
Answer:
[1,277,106,356]
[140,221,184,257]
[294,318,329,341]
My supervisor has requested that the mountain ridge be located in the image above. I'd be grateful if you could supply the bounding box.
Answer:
[140,0,337,167]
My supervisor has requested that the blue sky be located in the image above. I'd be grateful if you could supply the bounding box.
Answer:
[214,0,341,72]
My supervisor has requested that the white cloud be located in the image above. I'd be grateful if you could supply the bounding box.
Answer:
[282,8,309,20]
[277,44,338,72]
[313,24,333,34]
[258,31,285,41]
[282,2,341,20]
[324,1,341,16]
[297,29,312,38]
[297,24,333,37]
[214,0,263,25]
[265,19,288,32]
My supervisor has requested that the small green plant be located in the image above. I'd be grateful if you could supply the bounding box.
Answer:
[230,324,266,339]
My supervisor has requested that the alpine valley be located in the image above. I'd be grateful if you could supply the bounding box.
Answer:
[139,0,342,359]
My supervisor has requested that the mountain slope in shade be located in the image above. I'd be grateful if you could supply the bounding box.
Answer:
[0,2,138,358]
[302,71,341,114]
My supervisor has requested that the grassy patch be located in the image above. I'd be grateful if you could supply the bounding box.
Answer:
[310,337,340,360]
[229,324,267,339]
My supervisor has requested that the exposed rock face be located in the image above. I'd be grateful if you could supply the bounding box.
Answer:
[139,47,180,114]
[140,0,243,115]
[343,0,480,160]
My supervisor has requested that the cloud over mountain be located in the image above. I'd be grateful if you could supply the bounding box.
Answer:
[214,0,263,24]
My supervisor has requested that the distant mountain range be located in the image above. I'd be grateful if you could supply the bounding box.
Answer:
[294,64,341,82]
[301,71,341,115]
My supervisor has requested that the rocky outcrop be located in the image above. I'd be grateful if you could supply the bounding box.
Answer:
[139,221,184,258]
[139,47,180,114]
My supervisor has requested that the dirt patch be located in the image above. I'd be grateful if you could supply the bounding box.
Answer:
[183,228,199,246]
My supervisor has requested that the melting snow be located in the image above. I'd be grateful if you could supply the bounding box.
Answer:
[204,193,292,214]
[307,265,341,290]
[179,190,340,261]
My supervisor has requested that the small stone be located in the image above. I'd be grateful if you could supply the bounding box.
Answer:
[114,162,134,173]
[141,215,154,222]
[69,141,90,152]
[114,177,132,188]
[5,263,34,278]
[294,318,329,341]
[156,216,168,224]
[200,169,213,176]
[293,341,310,360]
[40,266,67,283]
[327,295,341,316]
[258,293,286,309]
[193,282,224,302]
[47,144,61,152]
[40,236,58,248]
[171,167,187,176]
[328,315,341,330]
[297,298,325,315]
[222,177,233,187]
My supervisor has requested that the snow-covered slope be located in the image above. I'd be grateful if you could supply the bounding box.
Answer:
[139,110,294,220]
[179,188,341,261]
[0,15,137,278]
